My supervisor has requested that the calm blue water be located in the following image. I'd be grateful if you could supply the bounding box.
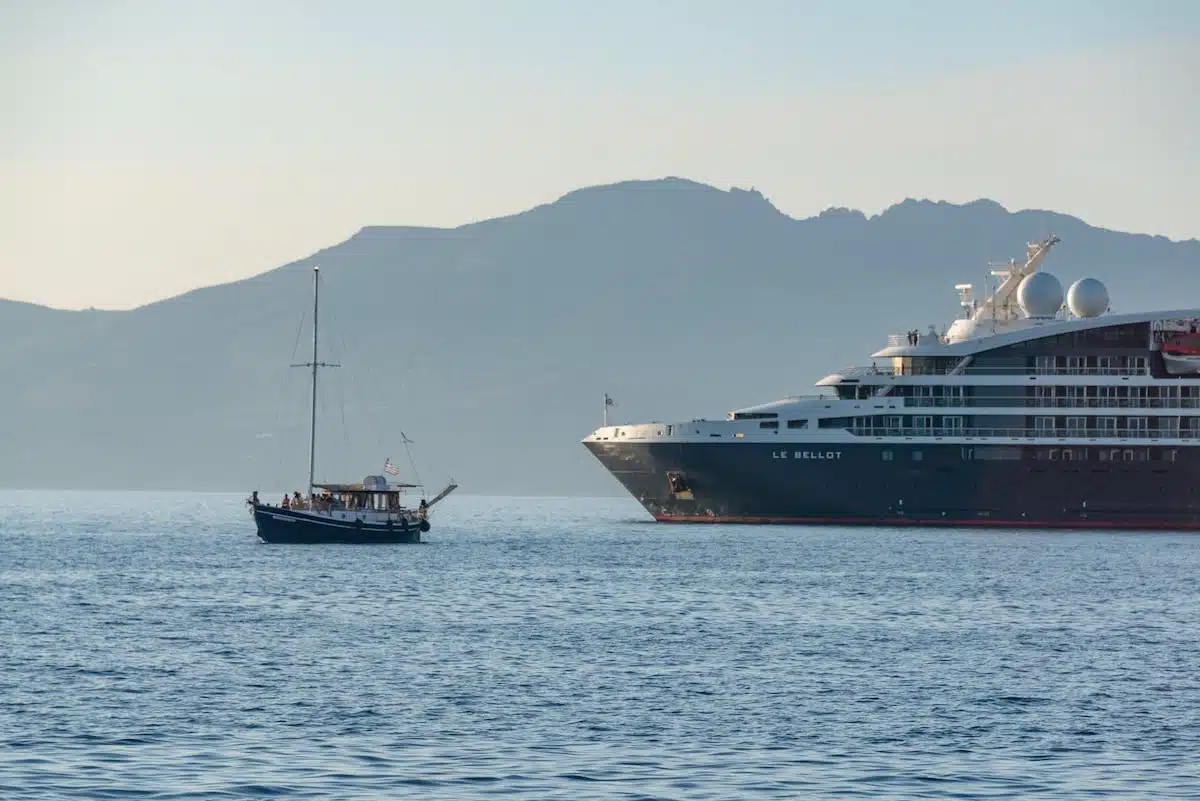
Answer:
[1,491,1198,799]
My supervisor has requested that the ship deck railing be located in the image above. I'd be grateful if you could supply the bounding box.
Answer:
[904,397,1200,409]
[839,365,1150,378]
[887,333,949,347]
[848,426,1199,439]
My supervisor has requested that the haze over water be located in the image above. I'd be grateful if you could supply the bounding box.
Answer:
[1,491,1197,798]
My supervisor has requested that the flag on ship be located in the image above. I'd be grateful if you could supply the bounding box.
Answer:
[383,458,401,476]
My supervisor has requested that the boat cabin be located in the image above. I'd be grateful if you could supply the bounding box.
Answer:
[312,475,422,513]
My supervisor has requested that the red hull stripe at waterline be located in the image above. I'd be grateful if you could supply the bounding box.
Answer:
[653,514,1200,531]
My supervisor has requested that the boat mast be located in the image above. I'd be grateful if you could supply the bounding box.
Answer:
[308,265,319,499]
[290,265,339,500]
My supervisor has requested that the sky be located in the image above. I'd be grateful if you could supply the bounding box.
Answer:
[2,0,1198,310]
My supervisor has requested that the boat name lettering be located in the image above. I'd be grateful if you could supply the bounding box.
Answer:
[772,450,843,460]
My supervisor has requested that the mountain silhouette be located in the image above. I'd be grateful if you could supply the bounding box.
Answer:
[3,177,1197,495]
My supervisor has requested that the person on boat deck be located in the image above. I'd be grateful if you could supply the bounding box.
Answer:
[281,494,290,509]
[418,498,428,518]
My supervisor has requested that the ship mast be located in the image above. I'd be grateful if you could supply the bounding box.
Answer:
[972,234,1061,324]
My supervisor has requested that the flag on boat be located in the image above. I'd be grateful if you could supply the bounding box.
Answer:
[605,393,615,407]
[383,458,401,476]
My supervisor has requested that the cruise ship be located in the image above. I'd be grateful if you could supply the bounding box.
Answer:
[583,236,1200,529]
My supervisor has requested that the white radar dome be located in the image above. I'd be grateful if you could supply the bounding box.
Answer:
[1017,272,1064,318]
[1067,277,1109,318]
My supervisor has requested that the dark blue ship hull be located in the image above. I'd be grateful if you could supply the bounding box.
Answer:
[585,440,1200,530]
[252,505,428,544]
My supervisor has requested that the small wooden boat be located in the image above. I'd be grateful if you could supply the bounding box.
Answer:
[247,265,457,544]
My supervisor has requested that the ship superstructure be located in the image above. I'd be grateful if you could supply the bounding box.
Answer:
[583,236,1200,529]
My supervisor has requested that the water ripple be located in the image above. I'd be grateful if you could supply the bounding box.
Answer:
[1,491,1199,798]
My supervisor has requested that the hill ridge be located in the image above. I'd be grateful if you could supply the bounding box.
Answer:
[1,177,1197,494]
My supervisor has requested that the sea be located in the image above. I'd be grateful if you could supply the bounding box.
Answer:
[1,491,1198,800]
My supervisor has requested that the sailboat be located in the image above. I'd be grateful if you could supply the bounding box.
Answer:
[247,265,457,544]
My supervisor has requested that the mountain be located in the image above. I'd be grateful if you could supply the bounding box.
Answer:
[2,177,1198,495]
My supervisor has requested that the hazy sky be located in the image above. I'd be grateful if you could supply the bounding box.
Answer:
[2,0,1198,310]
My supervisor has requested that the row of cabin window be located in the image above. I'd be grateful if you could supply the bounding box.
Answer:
[1032,354,1149,372]
[757,413,1199,432]
[1033,447,1179,462]
[881,447,1180,462]
[1033,416,1200,432]
[880,450,927,461]
[834,414,1198,431]
[1030,385,1200,399]
[901,385,1200,404]
[993,323,1148,350]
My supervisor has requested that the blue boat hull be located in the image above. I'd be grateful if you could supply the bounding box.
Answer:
[252,505,428,544]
